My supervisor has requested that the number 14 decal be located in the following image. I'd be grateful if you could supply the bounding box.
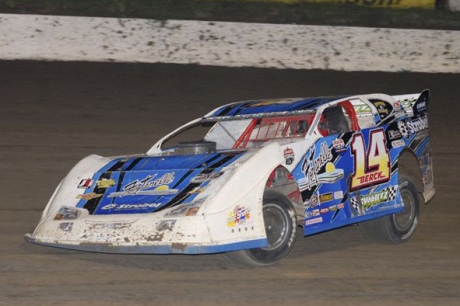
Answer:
[351,128,390,190]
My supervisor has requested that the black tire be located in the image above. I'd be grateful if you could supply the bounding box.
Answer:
[227,191,297,266]
[359,174,420,244]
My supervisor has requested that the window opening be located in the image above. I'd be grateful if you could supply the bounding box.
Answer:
[233,114,315,149]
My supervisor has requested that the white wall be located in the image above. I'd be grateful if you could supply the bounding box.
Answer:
[0,14,459,73]
[449,0,460,11]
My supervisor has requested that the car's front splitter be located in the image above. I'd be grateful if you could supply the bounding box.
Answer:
[24,233,267,254]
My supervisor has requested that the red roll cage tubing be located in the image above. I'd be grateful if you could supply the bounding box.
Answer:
[339,100,360,131]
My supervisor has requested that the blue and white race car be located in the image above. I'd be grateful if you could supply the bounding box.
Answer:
[25,90,435,266]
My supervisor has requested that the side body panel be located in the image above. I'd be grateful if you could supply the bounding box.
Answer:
[297,92,433,236]
[295,126,405,235]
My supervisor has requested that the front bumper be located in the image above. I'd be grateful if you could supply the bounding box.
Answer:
[24,233,266,254]
[25,212,267,255]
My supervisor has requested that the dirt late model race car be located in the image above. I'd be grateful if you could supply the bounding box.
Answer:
[26,89,435,266]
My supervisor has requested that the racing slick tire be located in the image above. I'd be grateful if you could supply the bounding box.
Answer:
[227,190,297,266]
[359,174,420,244]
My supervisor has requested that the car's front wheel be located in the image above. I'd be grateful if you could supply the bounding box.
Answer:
[227,191,297,266]
[359,174,420,243]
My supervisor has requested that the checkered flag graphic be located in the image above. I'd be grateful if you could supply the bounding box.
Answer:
[397,121,409,138]
[388,186,397,201]
[350,196,363,215]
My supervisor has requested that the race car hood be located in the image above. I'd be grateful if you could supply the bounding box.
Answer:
[66,151,247,216]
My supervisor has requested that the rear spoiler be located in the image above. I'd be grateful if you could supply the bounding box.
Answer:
[412,89,429,116]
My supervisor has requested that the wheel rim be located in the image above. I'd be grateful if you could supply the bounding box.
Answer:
[262,203,289,251]
[393,189,415,232]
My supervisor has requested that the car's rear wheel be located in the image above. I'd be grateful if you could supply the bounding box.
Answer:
[227,191,296,266]
[359,174,420,244]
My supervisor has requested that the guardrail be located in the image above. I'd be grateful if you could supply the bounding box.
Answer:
[0,14,459,72]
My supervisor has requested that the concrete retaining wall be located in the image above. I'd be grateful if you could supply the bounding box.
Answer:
[0,14,459,73]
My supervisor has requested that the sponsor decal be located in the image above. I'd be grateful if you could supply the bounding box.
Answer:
[305,217,323,226]
[334,190,344,200]
[191,172,224,183]
[350,129,390,190]
[284,147,295,165]
[317,163,344,184]
[332,138,345,151]
[417,101,427,112]
[398,115,428,138]
[304,194,319,209]
[400,98,415,109]
[108,173,177,198]
[302,142,333,190]
[227,205,251,228]
[337,203,344,209]
[101,203,161,210]
[301,143,344,190]
[54,206,81,221]
[78,179,94,189]
[320,208,329,214]
[360,189,391,210]
[354,171,387,186]
[319,193,333,203]
[391,139,405,148]
[329,205,337,211]
[397,121,410,138]
[388,129,402,140]
[97,179,116,189]
[352,105,373,116]
[207,109,314,121]
[406,115,428,134]
[76,193,102,200]
[312,209,320,216]
[374,101,390,115]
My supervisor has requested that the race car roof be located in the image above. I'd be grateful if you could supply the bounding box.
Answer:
[205,96,345,119]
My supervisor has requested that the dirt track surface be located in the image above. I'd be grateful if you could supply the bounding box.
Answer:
[1,61,459,305]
